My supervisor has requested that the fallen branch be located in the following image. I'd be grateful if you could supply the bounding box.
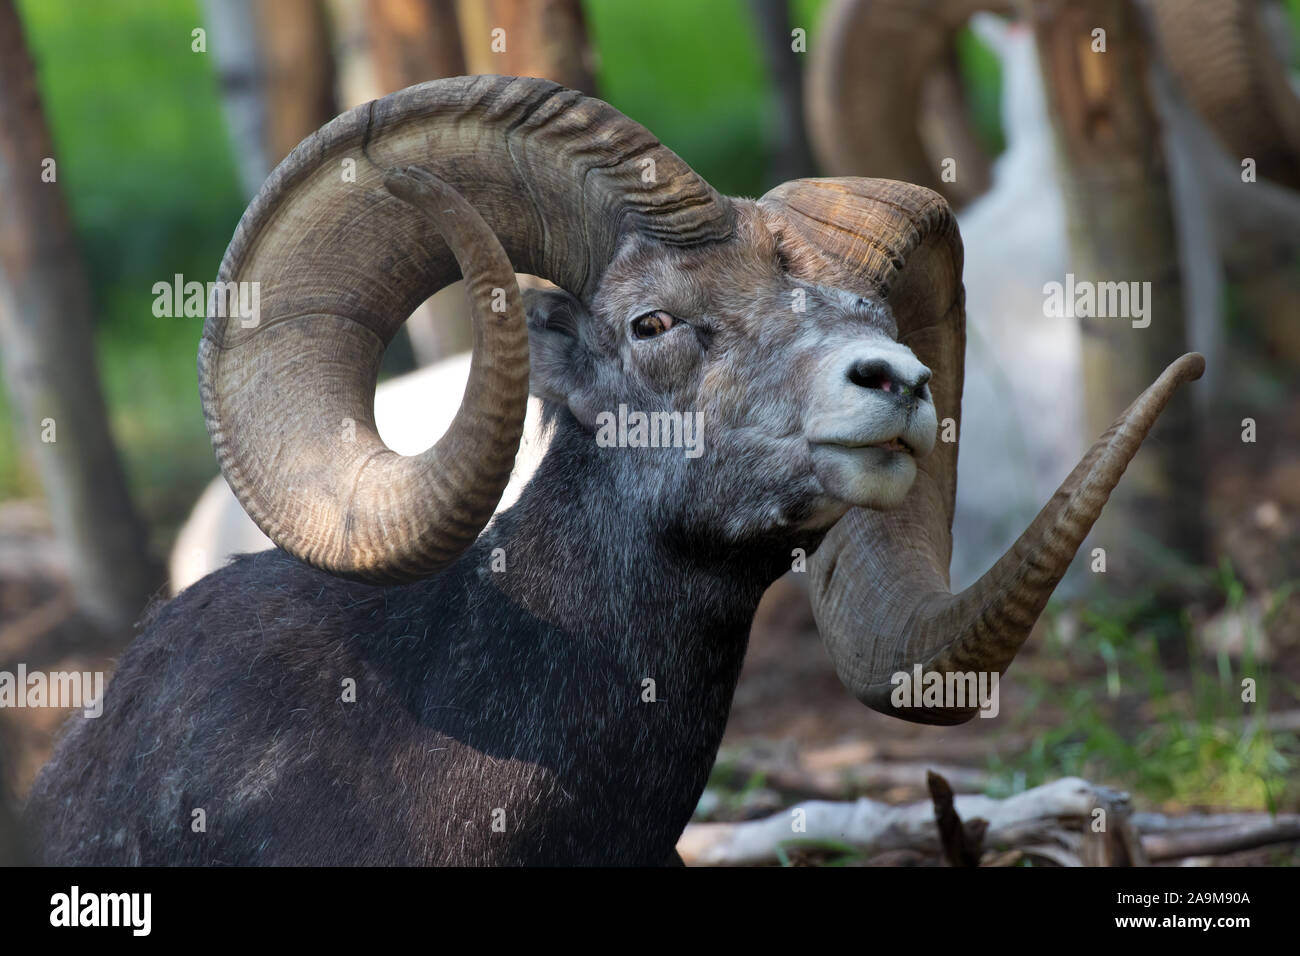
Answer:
[678,777,1300,866]
[1142,819,1300,861]
[678,776,1099,866]
[1132,810,1300,832]
[1081,786,1147,866]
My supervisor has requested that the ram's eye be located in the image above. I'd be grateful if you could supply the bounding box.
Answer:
[631,310,676,339]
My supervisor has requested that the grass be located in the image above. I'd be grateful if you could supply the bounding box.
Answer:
[695,561,1299,865]
[987,561,1300,815]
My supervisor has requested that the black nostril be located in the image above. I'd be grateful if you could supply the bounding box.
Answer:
[914,368,931,400]
[847,359,896,392]
[848,360,930,399]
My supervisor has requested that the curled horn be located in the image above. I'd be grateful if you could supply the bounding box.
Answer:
[805,0,1015,202]
[760,177,1204,723]
[200,75,733,583]
[1150,0,1300,192]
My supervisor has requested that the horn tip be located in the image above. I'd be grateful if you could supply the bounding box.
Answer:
[1172,351,1206,382]
[382,165,448,205]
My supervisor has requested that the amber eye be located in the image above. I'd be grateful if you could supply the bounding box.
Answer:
[631,310,675,339]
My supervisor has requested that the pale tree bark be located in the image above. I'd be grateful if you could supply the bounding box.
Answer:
[201,0,271,200]
[204,0,338,198]
[329,0,382,106]
[1031,0,1204,585]
[0,0,161,633]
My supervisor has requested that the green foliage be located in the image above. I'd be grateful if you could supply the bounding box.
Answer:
[586,0,769,196]
[988,566,1300,813]
[1,0,243,520]
[954,23,1005,156]
[17,0,244,297]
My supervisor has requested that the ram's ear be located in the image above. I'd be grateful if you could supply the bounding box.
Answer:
[524,288,603,420]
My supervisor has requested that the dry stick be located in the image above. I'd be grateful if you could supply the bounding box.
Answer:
[1133,810,1300,832]
[678,776,1100,866]
[678,778,1300,866]
[1081,786,1148,866]
[1142,820,1300,862]
[927,771,986,866]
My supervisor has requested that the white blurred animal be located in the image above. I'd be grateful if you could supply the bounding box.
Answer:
[169,347,547,592]
[947,17,1084,590]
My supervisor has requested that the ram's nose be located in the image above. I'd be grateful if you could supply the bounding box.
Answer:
[846,358,932,405]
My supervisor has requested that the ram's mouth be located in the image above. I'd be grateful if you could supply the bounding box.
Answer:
[867,437,912,455]
[808,435,921,512]
[817,436,915,456]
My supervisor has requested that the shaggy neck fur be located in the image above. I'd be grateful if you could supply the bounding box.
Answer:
[387,411,821,862]
[28,410,825,866]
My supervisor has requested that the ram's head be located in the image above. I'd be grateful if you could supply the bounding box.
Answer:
[200,76,1201,724]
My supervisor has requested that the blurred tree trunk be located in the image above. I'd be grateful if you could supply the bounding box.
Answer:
[330,0,472,367]
[329,0,383,106]
[749,0,816,183]
[205,0,339,198]
[1031,0,1205,587]
[0,0,161,634]
[254,0,338,165]
[455,0,597,94]
[201,0,271,200]
[334,0,595,367]
[0,742,27,865]
[331,0,466,114]
[367,0,465,94]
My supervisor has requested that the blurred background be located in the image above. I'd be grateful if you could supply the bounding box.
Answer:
[1,0,1299,865]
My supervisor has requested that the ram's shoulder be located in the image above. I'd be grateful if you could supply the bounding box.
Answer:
[152,551,383,654]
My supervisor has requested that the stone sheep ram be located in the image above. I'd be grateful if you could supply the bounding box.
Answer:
[27,76,1203,865]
